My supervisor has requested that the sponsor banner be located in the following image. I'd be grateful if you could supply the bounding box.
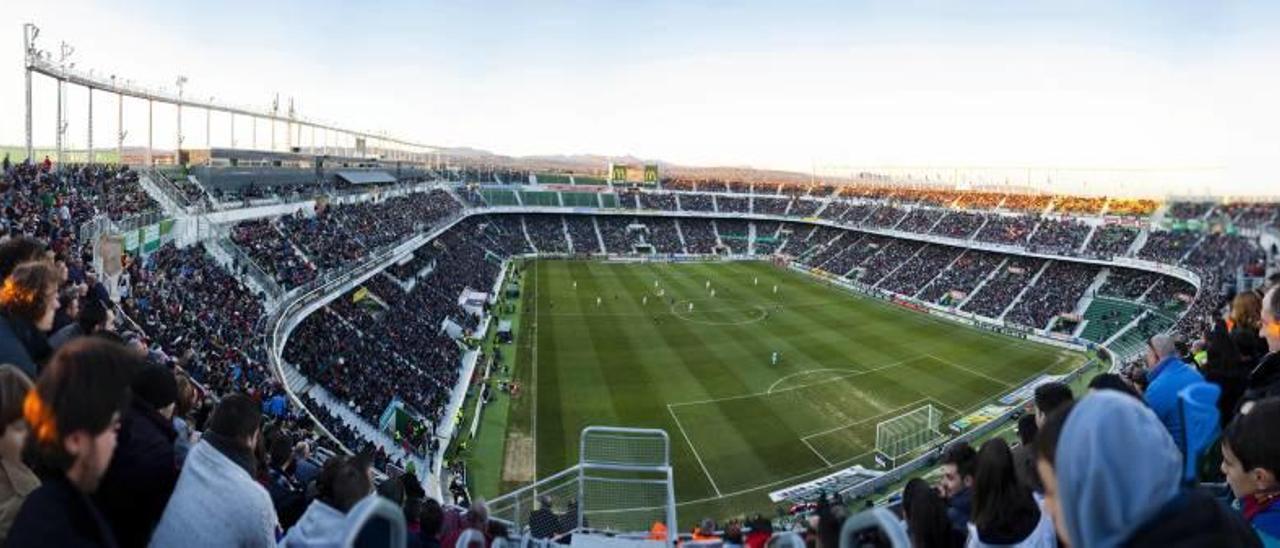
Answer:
[768,465,883,503]
[999,374,1065,406]
[950,404,1012,432]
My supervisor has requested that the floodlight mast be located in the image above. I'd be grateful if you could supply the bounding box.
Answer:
[21,22,442,166]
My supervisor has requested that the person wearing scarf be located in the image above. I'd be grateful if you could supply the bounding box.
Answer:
[1223,398,1280,546]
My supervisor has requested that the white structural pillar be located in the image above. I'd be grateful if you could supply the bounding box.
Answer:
[55,78,64,167]
[23,24,34,161]
[146,99,153,166]
[86,87,93,163]
[116,92,124,164]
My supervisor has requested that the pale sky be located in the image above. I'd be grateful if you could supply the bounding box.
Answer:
[2,0,1278,197]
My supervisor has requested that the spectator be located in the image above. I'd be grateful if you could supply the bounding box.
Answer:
[420,498,443,548]
[52,288,79,333]
[1221,398,1280,545]
[0,237,48,283]
[151,393,279,547]
[267,429,309,530]
[529,495,560,539]
[1244,286,1280,405]
[968,438,1056,547]
[1086,373,1141,399]
[1228,290,1269,368]
[0,261,62,377]
[292,440,320,487]
[49,296,113,350]
[403,497,423,547]
[901,478,964,548]
[440,499,490,548]
[939,442,977,533]
[279,452,374,546]
[1034,391,1257,547]
[0,365,36,543]
[745,515,772,548]
[9,338,138,548]
[170,373,198,467]
[1012,413,1042,493]
[1033,382,1073,428]
[1143,333,1207,454]
[95,363,180,548]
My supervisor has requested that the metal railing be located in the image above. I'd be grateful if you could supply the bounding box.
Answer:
[488,427,677,542]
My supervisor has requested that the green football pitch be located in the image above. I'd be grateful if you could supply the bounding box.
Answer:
[485,259,1083,519]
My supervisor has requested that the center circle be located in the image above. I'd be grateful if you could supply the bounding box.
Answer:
[669,298,769,325]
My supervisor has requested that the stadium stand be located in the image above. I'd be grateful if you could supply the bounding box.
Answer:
[1086,224,1139,256]
[679,193,715,212]
[680,218,719,253]
[974,214,1036,245]
[878,244,962,297]
[8,152,1280,547]
[930,211,985,239]
[1004,261,1098,329]
[1027,218,1090,254]
[564,216,601,254]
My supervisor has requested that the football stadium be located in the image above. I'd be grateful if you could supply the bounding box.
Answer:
[2,3,1280,547]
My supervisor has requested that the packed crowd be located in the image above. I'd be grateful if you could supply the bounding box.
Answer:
[680,218,719,254]
[564,216,601,254]
[1027,218,1090,254]
[1005,262,1099,329]
[678,193,715,212]
[715,196,749,214]
[878,244,961,297]
[1085,224,1139,256]
[930,211,985,239]
[960,257,1044,319]
[231,218,318,288]
[753,197,790,216]
[974,215,1037,246]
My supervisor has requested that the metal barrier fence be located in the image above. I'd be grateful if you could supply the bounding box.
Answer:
[488,427,676,542]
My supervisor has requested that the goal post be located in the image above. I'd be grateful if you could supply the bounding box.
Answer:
[874,404,944,469]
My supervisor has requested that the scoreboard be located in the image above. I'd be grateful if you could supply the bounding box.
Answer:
[609,162,660,185]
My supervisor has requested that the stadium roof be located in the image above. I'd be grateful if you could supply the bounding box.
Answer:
[336,170,397,185]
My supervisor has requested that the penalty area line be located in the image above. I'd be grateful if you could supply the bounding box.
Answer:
[667,404,723,497]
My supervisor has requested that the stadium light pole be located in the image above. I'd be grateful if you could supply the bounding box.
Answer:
[175,76,187,163]
[23,24,39,162]
[55,41,73,168]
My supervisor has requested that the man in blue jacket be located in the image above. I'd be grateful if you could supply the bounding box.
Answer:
[1143,333,1205,455]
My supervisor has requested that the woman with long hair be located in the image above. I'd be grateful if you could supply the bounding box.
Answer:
[1228,292,1268,367]
[902,477,964,547]
[968,438,1056,547]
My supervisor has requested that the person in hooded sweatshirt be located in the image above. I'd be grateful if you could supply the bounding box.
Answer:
[1034,390,1259,547]
[1221,397,1280,546]
[279,452,373,547]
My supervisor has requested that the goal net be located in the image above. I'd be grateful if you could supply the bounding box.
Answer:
[874,404,944,468]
